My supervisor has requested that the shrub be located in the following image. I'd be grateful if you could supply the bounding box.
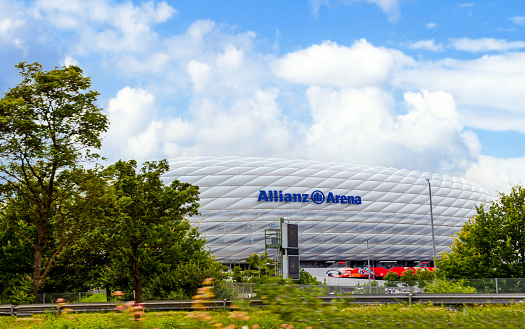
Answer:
[297,268,322,285]
[80,293,107,303]
[2,274,34,304]
[424,278,477,293]
[142,261,227,301]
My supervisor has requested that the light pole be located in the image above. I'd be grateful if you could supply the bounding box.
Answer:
[426,178,437,266]
[363,237,372,294]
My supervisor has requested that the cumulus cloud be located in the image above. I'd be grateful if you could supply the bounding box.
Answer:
[95,32,524,196]
[181,88,304,158]
[28,0,178,75]
[103,87,156,159]
[397,52,525,116]
[465,156,525,196]
[103,84,304,162]
[187,60,212,93]
[304,87,475,174]
[451,38,525,52]
[273,39,414,87]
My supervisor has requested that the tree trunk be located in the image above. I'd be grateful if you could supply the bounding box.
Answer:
[33,247,44,295]
[132,243,141,303]
[106,286,112,302]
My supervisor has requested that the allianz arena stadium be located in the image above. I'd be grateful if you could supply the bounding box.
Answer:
[162,157,491,267]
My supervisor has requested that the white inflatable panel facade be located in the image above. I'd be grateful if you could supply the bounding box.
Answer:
[163,157,491,263]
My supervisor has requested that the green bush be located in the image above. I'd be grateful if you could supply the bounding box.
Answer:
[383,271,399,287]
[424,278,477,293]
[80,293,107,303]
[141,260,227,300]
[297,268,322,285]
[2,274,35,305]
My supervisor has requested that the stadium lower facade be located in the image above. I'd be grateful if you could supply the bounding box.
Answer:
[162,157,491,268]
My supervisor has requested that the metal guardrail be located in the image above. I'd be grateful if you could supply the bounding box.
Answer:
[1,294,525,316]
[0,304,14,316]
[324,293,525,305]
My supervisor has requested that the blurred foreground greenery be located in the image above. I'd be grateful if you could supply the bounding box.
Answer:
[3,277,525,329]
[2,304,525,329]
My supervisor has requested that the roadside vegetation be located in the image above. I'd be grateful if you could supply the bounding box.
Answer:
[1,306,525,329]
[2,278,525,328]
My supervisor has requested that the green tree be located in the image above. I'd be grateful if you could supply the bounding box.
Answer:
[298,268,321,285]
[436,185,525,279]
[0,62,109,294]
[383,271,399,287]
[0,221,34,300]
[231,265,245,283]
[91,159,202,302]
[244,253,276,283]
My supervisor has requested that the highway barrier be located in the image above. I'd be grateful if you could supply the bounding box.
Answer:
[1,293,525,316]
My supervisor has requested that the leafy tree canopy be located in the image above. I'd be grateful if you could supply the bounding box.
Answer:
[0,62,109,294]
[436,185,525,279]
[89,159,203,302]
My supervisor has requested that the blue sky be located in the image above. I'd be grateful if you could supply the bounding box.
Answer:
[1,0,525,195]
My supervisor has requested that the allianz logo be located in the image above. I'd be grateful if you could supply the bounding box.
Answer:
[257,190,362,205]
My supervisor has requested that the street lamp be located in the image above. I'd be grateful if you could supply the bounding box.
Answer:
[426,178,437,266]
[363,237,372,294]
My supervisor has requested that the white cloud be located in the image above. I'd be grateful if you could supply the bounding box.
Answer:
[94,34,523,192]
[273,39,414,87]
[304,87,474,173]
[465,156,525,196]
[307,0,400,21]
[351,0,401,22]
[103,84,305,161]
[409,39,443,52]
[187,60,212,93]
[0,0,28,51]
[458,3,474,9]
[459,109,525,134]
[426,22,437,29]
[63,56,78,66]
[308,0,328,16]
[32,0,177,61]
[397,52,525,117]
[451,38,525,52]
[216,45,244,71]
[187,19,215,40]
[162,118,196,144]
[185,88,303,158]
[126,121,164,160]
[510,16,525,25]
[103,87,156,159]
[0,17,24,36]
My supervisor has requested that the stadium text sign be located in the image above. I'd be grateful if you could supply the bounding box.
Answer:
[257,190,362,205]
